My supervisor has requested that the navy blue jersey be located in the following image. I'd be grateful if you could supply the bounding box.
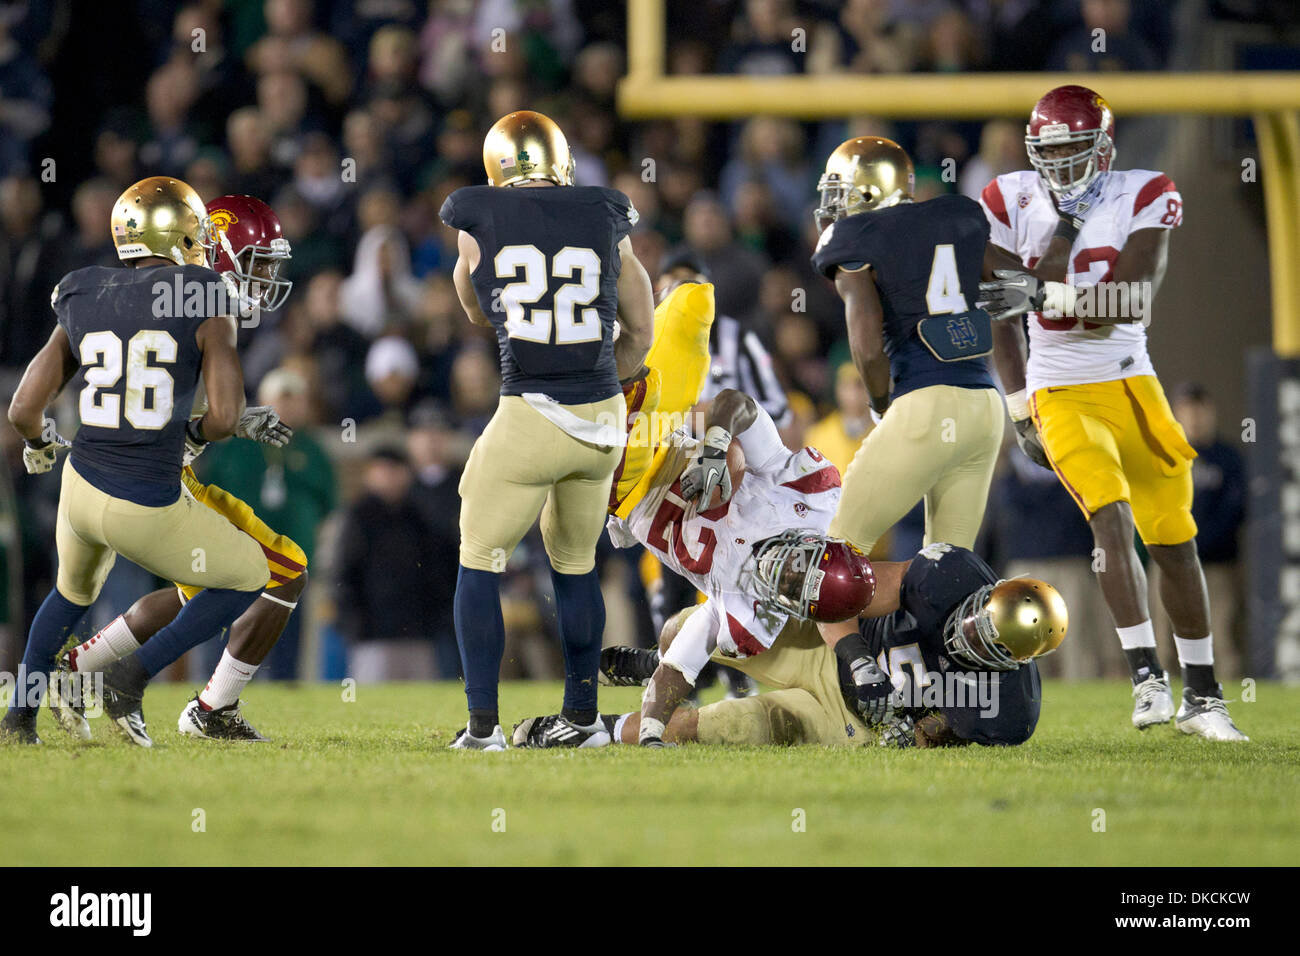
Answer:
[440,185,636,404]
[54,264,217,506]
[812,195,995,400]
[856,543,1042,746]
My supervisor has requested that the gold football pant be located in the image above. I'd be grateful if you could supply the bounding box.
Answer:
[829,384,1004,554]
[459,393,626,574]
[175,466,307,603]
[54,459,270,606]
[1030,375,1197,545]
[611,281,715,512]
[688,612,866,747]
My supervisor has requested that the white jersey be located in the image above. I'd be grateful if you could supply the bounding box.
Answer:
[980,168,1183,393]
[607,407,841,658]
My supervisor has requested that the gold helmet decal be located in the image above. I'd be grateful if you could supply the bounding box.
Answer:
[110,176,212,267]
[815,136,915,226]
[483,110,575,187]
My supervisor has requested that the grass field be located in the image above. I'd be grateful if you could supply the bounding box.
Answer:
[2,679,1298,866]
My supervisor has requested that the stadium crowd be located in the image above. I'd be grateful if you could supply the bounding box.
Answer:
[0,0,1250,685]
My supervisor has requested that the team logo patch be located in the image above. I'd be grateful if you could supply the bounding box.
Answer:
[794,502,808,518]
[1017,192,1032,208]
[208,208,238,235]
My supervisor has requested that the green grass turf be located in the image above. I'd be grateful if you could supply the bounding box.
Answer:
[2,679,1297,866]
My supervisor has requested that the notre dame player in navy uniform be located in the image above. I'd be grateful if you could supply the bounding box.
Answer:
[440,111,654,750]
[852,543,1067,747]
[1,177,270,745]
[812,138,1004,562]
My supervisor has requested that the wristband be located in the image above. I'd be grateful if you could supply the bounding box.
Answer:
[186,418,210,446]
[639,717,666,744]
[23,436,49,450]
[833,630,873,669]
[1004,389,1031,423]
[1053,216,1081,244]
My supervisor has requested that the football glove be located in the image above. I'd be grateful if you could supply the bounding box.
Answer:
[978,270,1045,323]
[21,419,70,475]
[680,425,733,506]
[848,655,895,727]
[879,712,916,748]
[236,405,293,447]
[1013,417,1052,471]
[183,418,207,467]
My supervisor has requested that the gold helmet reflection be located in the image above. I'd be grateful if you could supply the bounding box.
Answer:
[482,110,575,187]
[815,136,915,225]
[111,176,212,267]
[944,578,1068,671]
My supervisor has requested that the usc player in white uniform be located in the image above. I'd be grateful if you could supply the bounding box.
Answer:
[979,84,1245,740]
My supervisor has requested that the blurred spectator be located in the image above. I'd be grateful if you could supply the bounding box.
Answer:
[341,222,422,336]
[197,368,338,679]
[805,363,873,477]
[960,119,1025,201]
[0,176,65,366]
[333,446,440,681]
[1047,0,1157,72]
[682,191,767,324]
[1152,384,1247,678]
[226,107,283,200]
[299,271,372,422]
[57,179,120,275]
[720,118,811,230]
[719,0,806,75]
[246,0,353,106]
[0,13,53,176]
[139,60,201,174]
[365,334,422,421]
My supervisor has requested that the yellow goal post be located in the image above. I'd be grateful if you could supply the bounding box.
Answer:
[616,0,1300,354]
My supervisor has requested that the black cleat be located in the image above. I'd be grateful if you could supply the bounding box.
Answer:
[512,714,611,748]
[178,696,268,741]
[48,658,91,740]
[0,710,41,745]
[100,659,152,748]
[599,645,659,687]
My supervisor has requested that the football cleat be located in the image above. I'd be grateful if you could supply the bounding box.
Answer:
[47,669,91,741]
[0,711,40,745]
[100,662,152,748]
[1131,673,1175,729]
[599,645,659,687]
[1176,688,1249,742]
[511,714,610,749]
[178,696,268,741]
[718,666,759,699]
[448,723,507,751]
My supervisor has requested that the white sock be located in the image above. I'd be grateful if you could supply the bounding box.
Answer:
[1174,634,1215,667]
[612,712,632,744]
[1115,620,1156,650]
[71,615,139,671]
[199,649,258,710]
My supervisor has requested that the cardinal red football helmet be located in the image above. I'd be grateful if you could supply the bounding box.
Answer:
[1025,84,1116,200]
[205,195,292,313]
[749,529,876,623]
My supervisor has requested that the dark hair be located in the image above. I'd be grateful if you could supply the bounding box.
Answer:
[658,246,709,280]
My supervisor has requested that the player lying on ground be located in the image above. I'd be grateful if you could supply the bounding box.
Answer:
[549,541,1064,749]
[976,84,1245,741]
[57,195,305,747]
[1,178,271,745]
[513,388,1066,747]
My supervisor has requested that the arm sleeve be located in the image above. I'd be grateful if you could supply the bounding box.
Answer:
[979,179,1020,258]
[1130,174,1182,231]
[736,330,792,427]
[661,599,720,686]
[734,404,790,475]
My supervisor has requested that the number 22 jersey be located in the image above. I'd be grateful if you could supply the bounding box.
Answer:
[980,168,1183,394]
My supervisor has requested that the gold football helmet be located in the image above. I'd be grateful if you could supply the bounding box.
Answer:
[944,578,1068,671]
[111,176,213,266]
[815,136,915,226]
[482,110,575,187]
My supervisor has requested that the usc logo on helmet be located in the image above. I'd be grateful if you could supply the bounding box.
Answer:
[207,208,239,234]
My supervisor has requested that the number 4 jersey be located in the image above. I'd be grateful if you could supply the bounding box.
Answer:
[53,263,217,506]
[980,168,1183,394]
[606,407,842,658]
[440,184,638,405]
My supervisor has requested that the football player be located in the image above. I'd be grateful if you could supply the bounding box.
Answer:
[60,195,306,746]
[809,137,1006,667]
[0,178,270,745]
[515,392,1066,748]
[439,111,655,750]
[978,85,1246,741]
[594,543,1064,749]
